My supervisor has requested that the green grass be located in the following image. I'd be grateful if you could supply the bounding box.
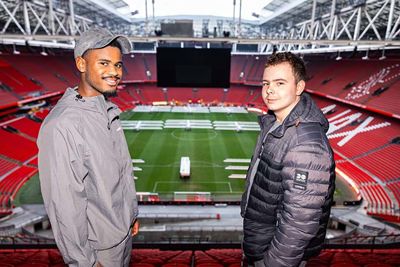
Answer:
[14,110,356,205]
[15,111,259,204]
[122,111,258,197]
[13,173,43,206]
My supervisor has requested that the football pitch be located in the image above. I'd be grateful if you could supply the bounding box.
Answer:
[15,111,259,204]
[14,110,353,205]
[122,111,258,200]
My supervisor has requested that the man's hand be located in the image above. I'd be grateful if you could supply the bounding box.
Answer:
[96,262,103,267]
[131,219,139,236]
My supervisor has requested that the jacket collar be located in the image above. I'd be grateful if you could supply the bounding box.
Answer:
[258,93,329,137]
[57,87,119,116]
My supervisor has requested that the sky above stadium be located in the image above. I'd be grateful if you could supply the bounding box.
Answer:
[123,0,273,21]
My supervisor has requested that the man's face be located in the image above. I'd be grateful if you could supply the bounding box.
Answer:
[261,62,305,122]
[76,46,123,97]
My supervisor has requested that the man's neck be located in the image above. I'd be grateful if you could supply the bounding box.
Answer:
[77,82,101,97]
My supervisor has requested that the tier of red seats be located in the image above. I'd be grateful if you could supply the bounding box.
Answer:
[2,53,399,117]
[313,97,399,215]
[119,89,137,103]
[168,88,193,102]
[0,59,41,94]
[0,129,37,162]
[225,86,251,105]
[355,145,400,182]
[387,182,400,207]
[123,53,156,81]
[7,117,41,138]
[196,88,224,103]
[0,249,399,266]
[123,85,146,102]
[1,54,77,93]
[366,78,400,116]
[306,58,400,116]
[0,90,19,106]
[230,55,246,82]
[0,157,19,177]
[109,98,130,111]
[139,84,165,103]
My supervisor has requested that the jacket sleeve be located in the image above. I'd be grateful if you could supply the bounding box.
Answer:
[38,124,96,267]
[121,131,139,219]
[263,142,332,267]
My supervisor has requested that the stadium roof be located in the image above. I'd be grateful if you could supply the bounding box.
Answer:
[125,0,270,22]
[1,0,399,54]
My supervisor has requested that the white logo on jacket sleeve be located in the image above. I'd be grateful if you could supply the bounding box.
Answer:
[293,170,308,190]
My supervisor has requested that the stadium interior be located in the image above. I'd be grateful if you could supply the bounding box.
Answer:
[0,0,400,266]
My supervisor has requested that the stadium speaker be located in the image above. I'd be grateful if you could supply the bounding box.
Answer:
[154,30,163,36]
[350,45,358,58]
[272,45,278,54]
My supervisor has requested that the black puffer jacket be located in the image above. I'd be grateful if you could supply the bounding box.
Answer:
[241,93,335,267]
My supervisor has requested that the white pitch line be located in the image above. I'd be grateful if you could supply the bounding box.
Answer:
[228,174,247,179]
[152,181,159,192]
[224,158,251,163]
[225,166,249,170]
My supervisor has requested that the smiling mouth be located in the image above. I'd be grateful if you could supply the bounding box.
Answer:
[103,77,119,86]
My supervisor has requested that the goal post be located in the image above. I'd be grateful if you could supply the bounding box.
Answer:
[174,191,211,202]
[137,192,160,202]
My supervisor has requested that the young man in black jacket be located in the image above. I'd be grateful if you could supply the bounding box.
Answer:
[241,52,335,267]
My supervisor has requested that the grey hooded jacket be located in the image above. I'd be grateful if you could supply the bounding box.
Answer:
[241,93,335,267]
[38,88,138,266]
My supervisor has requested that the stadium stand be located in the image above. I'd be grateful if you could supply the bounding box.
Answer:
[139,84,165,103]
[0,59,41,95]
[7,117,41,139]
[1,1,400,265]
[0,52,399,221]
[312,96,400,218]
[0,129,37,162]
[0,90,19,106]
[1,54,77,93]
[224,86,251,105]
[0,248,399,266]
[123,53,157,82]
[0,157,19,177]
[230,55,247,82]
[168,87,194,102]
[196,88,225,103]
[0,165,37,210]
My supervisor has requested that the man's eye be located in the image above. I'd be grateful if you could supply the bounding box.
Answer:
[100,62,108,66]
[116,63,123,68]
[277,82,284,86]
[263,83,269,87]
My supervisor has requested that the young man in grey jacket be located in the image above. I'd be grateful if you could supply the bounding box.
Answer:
[241,52,335,267]
[38,28,139,267]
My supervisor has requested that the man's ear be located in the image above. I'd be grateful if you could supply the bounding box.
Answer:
[75,56,86,73]
[296,80,305,96]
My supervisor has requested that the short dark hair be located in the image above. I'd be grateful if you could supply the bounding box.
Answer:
[265,52,307,83]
